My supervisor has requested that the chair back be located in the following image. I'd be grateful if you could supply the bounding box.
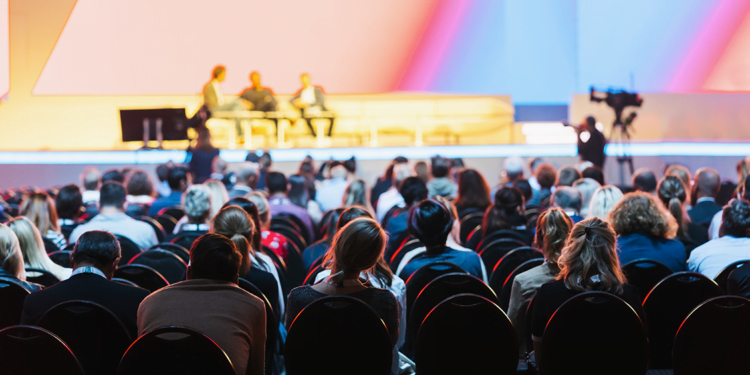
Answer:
[48,250,72,268]
[388,237,422,272]
[117,326,234,375]
[673,296,750,375]
[149,243,190,264]
[488,247,544,304]
[622,258,674,299]
[170,233,203,252]
[155,214,178,235]
[285,296,392,375]
[477,229,531,250]
[112,278,140,287]
[37,300,131,375]
[0,325,84,375]
[129,249,187,284]
[403,262,467,324]
[642,271,724,369]
[271,230,306,289]
[24,268,61,287]
[135,216,167,243]
[496,258,544,311]
[115,235,143,266]
[0,279,30,329]
[415,294,518,375]
[459,212,484,244]
[523,296,536,354]
[303,264,324,285]
[541,291,649,375]
[274,214,311,245]
[41,236,60,253]
[157,206,185,221]
[238,278,276,375]
[714,259,750,293]
[478,238,527,272]
[113,264,169,293]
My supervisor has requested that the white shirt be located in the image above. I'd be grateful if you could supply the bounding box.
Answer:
[252,251,285,316]
[376,188,405,223]
[395,236,488,283]
[126,195,155,205]
[315,178,349,212]
[211,79,225,106]
[708,210,723,240]
[688,236,750,279]
[81,190,100,205]
[299,86,316,105]
[69,212,158,250]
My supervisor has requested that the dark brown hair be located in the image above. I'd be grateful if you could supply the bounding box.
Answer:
[453,168,491,212]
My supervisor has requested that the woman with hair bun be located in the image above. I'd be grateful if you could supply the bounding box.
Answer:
[657,175,708,255]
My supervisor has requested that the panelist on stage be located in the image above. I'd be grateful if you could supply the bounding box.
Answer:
[240,71,279,132]
[291,73,334,137]
[203,66,246,139]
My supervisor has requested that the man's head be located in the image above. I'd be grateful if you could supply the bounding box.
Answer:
[330,165,348,180]
[572,178,601,217]
[399,176,429,206]
[536,163,557,190]
[694,167,721,199]
[235,162,259,188]
[632,168,658,193]
[266,171,287,195]
[187,234,242,284]
[582,166,605,186]
[99,182,127,211]
[212,156,227,175]
[552,186,583,214]
[301,73,310,88]
[721,199,750,238]
[556,166,582,187]
[156,163,171,183]
[71,231,121,279]
[101,169,125,184]
[56,184,83,220]
[529,157,545,174]
[585,116,596,131]
[81,167,101,191]
[250,71,260,87]
[503,156,524,182]
[167,166,190,192]
[430,156,451,179]
[213,66,226,81]
[259,152,272,169]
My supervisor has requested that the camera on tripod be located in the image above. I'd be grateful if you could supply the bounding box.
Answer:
[589,87,642,127]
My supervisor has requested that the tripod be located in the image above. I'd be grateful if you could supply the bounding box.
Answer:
[609,119,634,187]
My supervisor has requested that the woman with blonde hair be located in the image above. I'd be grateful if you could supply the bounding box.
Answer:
[531,218,644,363]
[20,192,66,249]
[9,217,72,281]
[507,208,573,355]
[246,191,291,261]
[586,185,624,220]
[204,179,229,219]
[0,224,42,291]
[342,179,373,213]
[609,192,686,271]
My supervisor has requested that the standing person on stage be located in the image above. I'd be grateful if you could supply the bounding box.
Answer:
[203,66,246,140]
[576,116,607,169]
[291,73,333,137]
[240,71,279,132]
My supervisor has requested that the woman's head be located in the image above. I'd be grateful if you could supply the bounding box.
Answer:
[124,169,154,197]
[0,224,25,280]
[586,186,624,220]
[20,192,59,234]
[8,217,48,270]
[657,175,689,238]
[666,165,692,199]
[483,187,526,235]
[287,174,311,208]
[609,192,677,239]
[325,218,387,285]
[337,206,374,230]
[557,218,626,294]
[342,179,370,209]
[182,185,212,224]
[223,197,262,252]
[210,205,256,275]
[408,199,454,248]
[246,192,271,225]
[454,168,491,211]
[535,208,573,264]
[204,179,229,219]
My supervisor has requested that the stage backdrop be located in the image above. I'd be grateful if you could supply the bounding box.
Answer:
[0,0,8,101]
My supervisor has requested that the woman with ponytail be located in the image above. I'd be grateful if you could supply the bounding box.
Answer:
[531,218,644,364]
[657,175,709,255]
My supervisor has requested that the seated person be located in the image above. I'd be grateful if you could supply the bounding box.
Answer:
[0,224,42,292]
[507,208,572,355]
[728,262,750,298]
[531,218,644,366]
[9,217,72,281]
[149,166,190,217]
[55,184,83,241]
[688,167,722,227]
[383,177,428,253]
[172,185,212,237]
[527,164,556,208]
[551,187,584,223]
[376,163,413,222]
[265,172,314,241]
[21,231,150,339]
[632,168,657,194]
[70,182,158,250]
[689,200,750,279]
[139,234,266,375]
[426,156,457,199]
[609,192,687,272]
[245,193,289,262]
[240,72,278,112]
[397,199,484,281]
[203,66,247,139]
[20,192,67,250]
[482,187,535,245]
[290,73,334,137]
[657,176,709,255]
[302,208,344,270]
[124,169,156,208]
[315,165,350,212]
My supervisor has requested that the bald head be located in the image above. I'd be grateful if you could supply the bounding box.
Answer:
[694,167,721,198]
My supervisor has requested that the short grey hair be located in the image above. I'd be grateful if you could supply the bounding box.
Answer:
[573,178,601,217]
[236,162,259,184]
[182,185,212,223]
[552,186,583,213]
[81,167,101,191]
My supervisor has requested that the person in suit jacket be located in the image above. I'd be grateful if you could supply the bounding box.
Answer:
[688,167,722,227]
[20,231,150,340]
[291,73,334,137]
[203,66,247,140]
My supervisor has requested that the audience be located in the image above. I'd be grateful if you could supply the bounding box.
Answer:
[173,185,212,236]
[316,165,349,212]
[342,179,372,212]
[302,207,345,270]
[205,179,230,219]
[0,224,42,292]
[370,157,409,208]
[688,167,722,226]
[688,200,750,278]
[508,208,572,355]
[453,168,492,217]
[556,166,581,187]
[21,231,149,338]
[288,174,323,226]
[9,217,71,281]
[228,162,259,198]
[551,187,584,223]
[376,163,413,222]
[609,192,686,272]
[70,182,158,250]
[138,234,266,375]
[246,193,290,262]
[427,155,457,199]
[20,192,66,249]
[581,166,605,186]
[527,163,556,207]
[572,178,601,218]
[586,185,624,220]
[398,199,484,280]
[54,184,83,240]
[383,177,428,251]
[265,172,314,241]
[483,187,534,245]
[531,218,644,366]
[657,175,708,255]
[149,166,190,216]
[80,167,101,205]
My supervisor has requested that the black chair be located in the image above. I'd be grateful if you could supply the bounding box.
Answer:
[0,279,30,329]
[402,262,467,327]
[272,226,307,255]
[24,268,61,287]
[388,238,422,272]
[115,235,143,266]
[157,206,185,220]
[642,271,724,369]
[63,242,76,251]
[238,278,276,375]
[273,214,311,246]
[0,325,84,375]
[41,236,59,254]
[496,257,544,312]
[155,214,178,235]
[459,212,484,245]
[135,216,167,243]
[303,264,324,286]
[285,296,392,375]
[488,247,544,304]
[112,278,139,287]
[714,259,750,293]
[415,294,518,375]
[149,243,190,264]
[477,229,531,250]
[272,233,306,290]
[128,249,187,284]
[125,204,148,218]
[478,238,527,272]
[622,258,674,299]
[170,232,204,252]
[672,296,750,375]
[117,326,234,375]
[37,300,131,375]
[113,264,169,293]
[523,296,536,354]
[541,291,649,375]
[48,250,72,268]
[464,227,483,250]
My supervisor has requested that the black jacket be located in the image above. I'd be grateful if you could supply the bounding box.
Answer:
[688,199,722,227]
